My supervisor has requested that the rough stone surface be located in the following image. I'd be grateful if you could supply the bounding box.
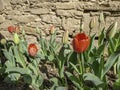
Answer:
[30,8,51,15]
[0,15,5,23]
[0,0,120,42]
[0,0,4,11]
[40,15,61,25]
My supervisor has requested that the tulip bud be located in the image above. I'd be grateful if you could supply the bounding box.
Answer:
[106,22,118,39]
[89,17,96,29]
[15,25,20,33]
[28,43,38,57]
[49,25,55,34]
[98,12,104,23]
[14,33,20,44]
[36,27,40,34]
[62,30,69,44]
[80,22,84,32]
[0,39,6,45]
[22,29,25,36]
[8,26,16,33]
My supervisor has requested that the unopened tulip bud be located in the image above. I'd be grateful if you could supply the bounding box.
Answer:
[89,17,96,29]
[80,22,84,32]
[14,33,20,44]
[49,25,55,34]
[15,25,20,33]
[22,29,25,36]
[36,27,40,34]
[0,39,6,45]
[8,26,16,33]
[106,22,118,39]
[98,12,104,23]
[62,30,69,44]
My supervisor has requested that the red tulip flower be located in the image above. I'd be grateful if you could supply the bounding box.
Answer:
[72,33,90,53]
[28,43,38,57]
[8,26,16,33]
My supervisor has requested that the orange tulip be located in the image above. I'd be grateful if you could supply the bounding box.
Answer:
[15,25,20,33]
[8,25,20,33]
[72,33,90,53]
[28,43,38,57]
[8,26,16,33]
[49,25,55,34]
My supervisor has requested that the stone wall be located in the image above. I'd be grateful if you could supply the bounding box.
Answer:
[0,0,120,42]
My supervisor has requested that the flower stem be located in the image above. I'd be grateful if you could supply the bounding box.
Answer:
[81,53,85,74]
[77,53,84,88]
[77,53,82,74]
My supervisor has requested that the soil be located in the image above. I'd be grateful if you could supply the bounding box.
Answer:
[0,81,30,90]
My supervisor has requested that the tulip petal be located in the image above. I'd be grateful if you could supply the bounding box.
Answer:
[72,33,90,53]
[28,43,38,57]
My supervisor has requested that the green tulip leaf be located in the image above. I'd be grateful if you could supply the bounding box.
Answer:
[3,48,15,66]
[5,67,30,75]
[83,73,103,86]
[23,74,32,84]
[87,34,96,52]
[48,54,54,61]
[70,62,81,75]
[55,86,67,90]
[28,63,38,75]
[65,71,82,89]
[50,77,59,86]
[98,28,105,46]
[102,51,120,78]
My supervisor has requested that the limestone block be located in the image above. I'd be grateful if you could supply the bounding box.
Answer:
[82,2,120,11]
[0,0,4,11]
[59,0,70,2]
[0,15,5,23]
[7,15,38,23]
[26,35,37,44]
[38,0,58,2]
[56,10,83,17]
[62,17,80,35]
[30,8,51,15]
[40,15,61,25]
[10,0,23,4]
[56,10,74,17]
[26,22,43,28]
[74,11,83,17]
[76,2,84,10]
[33,3,56,10]
[3,0,11,5]
[56,2,75,10]
[5,10,21,15]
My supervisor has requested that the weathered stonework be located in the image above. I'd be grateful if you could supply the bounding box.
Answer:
[0,0,120,43]
[0,0,4,11]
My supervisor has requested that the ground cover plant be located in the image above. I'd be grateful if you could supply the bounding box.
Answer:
[0,13,120,90]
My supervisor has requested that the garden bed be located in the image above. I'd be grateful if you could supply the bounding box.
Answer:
[0,14,120,90]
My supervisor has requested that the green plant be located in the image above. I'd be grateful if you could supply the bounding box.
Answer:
[0,14,120,90]
[2,27,43,90]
